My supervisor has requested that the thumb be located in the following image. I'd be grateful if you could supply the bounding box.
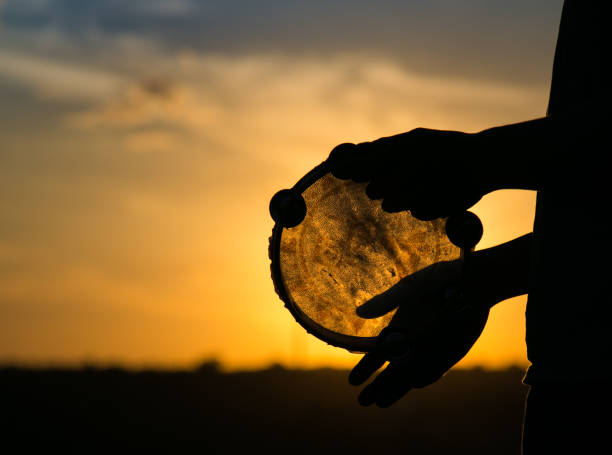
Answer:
[356,262,445,319]
[356,277,415,318]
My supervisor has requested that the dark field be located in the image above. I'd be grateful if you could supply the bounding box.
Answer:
[1,364,528,454]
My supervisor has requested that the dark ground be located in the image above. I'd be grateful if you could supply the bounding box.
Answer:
[1,363,528,454]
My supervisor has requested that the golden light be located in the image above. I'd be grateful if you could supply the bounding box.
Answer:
[0,46,546,370]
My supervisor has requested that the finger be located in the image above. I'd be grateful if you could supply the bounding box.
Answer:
[365,179,386,200]
[349,148,372,183]
[410,206,444,221]
[328,142,374,183]
[358,367,392,406]
[376,367,413,408]
[348,351,387,386]
[403,188,445,220]
[358,365,412,408]
[328,143,357,180]
[381,195,411,213]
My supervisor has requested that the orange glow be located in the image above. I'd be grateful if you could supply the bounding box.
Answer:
[0,48,544,371]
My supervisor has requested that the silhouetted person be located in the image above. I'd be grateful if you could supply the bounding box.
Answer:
[328,1,611,452]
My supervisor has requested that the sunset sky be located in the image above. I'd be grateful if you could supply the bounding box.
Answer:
[0,0,564,370]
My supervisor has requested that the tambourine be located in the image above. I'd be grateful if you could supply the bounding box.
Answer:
[268,159,482,353]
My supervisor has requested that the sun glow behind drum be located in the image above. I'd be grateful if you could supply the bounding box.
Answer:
[269,162,466,352]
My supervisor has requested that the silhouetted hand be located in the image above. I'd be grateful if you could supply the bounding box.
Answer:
[349,260,489,407]
[328,128,489,220]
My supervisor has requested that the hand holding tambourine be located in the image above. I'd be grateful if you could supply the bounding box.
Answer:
[269,136,488,404]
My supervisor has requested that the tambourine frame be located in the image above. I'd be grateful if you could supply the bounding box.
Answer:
[269,151,487,356]
[269,161,384,352]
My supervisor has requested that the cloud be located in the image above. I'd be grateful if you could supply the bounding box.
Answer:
[0,49,125,101]
[122,131,184,154]
[0,37,549,183]
[63,52,546,168]
[137,0,196,17]
[1,0,563,85]
[67,78,197,128]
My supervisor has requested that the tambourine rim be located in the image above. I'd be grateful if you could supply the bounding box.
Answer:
[269,160,380,352]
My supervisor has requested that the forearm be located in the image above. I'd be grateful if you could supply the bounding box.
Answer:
[471,114,602,194]
[471,118,551,191]
[469,233,532,310]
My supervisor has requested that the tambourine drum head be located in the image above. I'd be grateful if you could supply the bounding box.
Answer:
[272,170,461,349]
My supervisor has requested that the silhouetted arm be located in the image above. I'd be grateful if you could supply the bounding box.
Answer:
[327,120,547,220]
[329,112,601,220]
[473,117,553,192]
[349,233,532,407]
[356,233,532,320]
[468,233,531,308]
[473,113,602,193]
[346,0,610,407]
